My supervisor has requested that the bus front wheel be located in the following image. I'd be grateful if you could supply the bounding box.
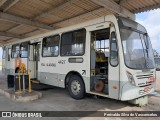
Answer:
[68,75,85,100]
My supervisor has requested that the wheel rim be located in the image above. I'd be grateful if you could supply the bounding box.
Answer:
[71,80,81,95]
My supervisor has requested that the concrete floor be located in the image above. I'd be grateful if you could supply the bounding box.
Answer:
[0,71,160,120]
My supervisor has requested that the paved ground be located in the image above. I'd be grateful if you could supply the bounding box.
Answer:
[0,71,160,120]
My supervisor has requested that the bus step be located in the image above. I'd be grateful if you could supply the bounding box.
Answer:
[99,73,107,75]
[31,80,40,84]
[98,77,107,80]
[100,67,107,69]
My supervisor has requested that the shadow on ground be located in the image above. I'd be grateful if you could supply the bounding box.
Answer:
[1,70,159,113]
[31,82,136,111]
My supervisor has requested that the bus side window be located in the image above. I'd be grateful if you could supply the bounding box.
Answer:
[8,48,11,61]
[110,32,118,66]
[11,44,20,58]
[42,35,60,57]
[61,29,86,56]
[20,42,28,58]
[2,47,6,59]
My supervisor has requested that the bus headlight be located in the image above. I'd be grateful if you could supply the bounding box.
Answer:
[126,71,135,85]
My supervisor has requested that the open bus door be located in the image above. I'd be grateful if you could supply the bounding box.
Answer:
[2,47,6,75]
[28,42,41,80]
[87,22,120,99]
[7,48,11,75]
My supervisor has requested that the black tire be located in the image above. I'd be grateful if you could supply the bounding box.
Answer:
[68,75,85,100]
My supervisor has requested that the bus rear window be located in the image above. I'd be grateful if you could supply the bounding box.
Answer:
[20,42,29,58]
[11,44,19,58]
[2,47,6,59]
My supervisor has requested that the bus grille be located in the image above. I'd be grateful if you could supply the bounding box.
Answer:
[136,74,153,79]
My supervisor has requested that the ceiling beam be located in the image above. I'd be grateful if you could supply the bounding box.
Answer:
[0,0,7,7]
[6,0,78,35]
[3,0,20,12]
[91,0,135,19]
[50,8,105,26]
[7,24,23,32]
[34,0,79,20]
[0,41,6,45]
[4,8,104,40]
[120,0,133,5]
[1,38,12,43]
[0,12,54,30]
[0,31,24,39]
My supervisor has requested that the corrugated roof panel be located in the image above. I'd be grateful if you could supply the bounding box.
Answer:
[121,0,160,13]
[0,0,159,44]
[74,0,101,11]
[8,25,37,35]
[37,14,62,24]
[0,20,17,32]
[6,0,66,18]
[52,3,87,20]
[25,29,48,37]
[0,36,11,41]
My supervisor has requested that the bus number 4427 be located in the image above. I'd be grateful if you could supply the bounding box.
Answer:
[58,60,66,64]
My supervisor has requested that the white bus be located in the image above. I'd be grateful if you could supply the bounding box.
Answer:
[2,14,155,105]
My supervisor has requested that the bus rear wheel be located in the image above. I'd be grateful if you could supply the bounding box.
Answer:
[68,75,85,100]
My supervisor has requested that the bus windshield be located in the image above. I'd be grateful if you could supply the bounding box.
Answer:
[118,17,154,69]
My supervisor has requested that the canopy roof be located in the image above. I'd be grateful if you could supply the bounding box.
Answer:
[0,0,159,45]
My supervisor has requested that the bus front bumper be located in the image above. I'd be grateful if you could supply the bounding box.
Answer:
[120,82,155,101]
